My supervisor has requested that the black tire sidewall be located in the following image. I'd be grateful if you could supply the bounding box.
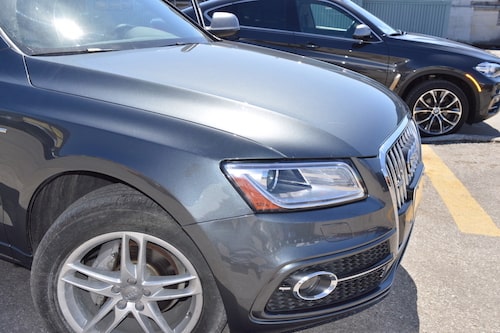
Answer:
[31,184,227,333]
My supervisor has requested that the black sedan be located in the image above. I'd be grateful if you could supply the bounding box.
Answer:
[184,0,500,137]
[0,0,423,332]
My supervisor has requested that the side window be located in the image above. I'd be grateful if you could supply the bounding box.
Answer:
[296,0,360,38]
[209,0,288,30]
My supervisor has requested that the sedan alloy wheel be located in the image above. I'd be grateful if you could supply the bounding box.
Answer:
[31,184,227,333]
[57,231,202,332]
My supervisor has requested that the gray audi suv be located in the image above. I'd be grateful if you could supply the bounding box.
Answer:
[0,0,423,332]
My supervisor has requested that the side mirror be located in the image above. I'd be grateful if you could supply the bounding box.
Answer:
[208,12,240,39]
[352,24,372,41]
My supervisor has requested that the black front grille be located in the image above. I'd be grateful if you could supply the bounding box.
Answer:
[265,241,391,314]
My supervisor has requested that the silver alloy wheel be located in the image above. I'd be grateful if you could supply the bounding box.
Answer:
[412,88,463,136]
[56,231,203,333]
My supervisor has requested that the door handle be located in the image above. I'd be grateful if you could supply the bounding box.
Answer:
[305,42,320,49]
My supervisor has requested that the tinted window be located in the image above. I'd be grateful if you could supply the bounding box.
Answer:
[209,0,289,30]
[296,0,360,38]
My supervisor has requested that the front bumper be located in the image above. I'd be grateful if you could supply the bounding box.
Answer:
[250,162,423,331]
[472,75,500,122]
[185,163,423,333]
[184,117,424,332]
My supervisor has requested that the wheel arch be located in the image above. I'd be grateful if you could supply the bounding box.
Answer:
[28,172,115,252]
[27,165,196,255]
[398,70,479,124]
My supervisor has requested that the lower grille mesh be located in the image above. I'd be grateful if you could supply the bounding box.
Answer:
[265,241,391,314]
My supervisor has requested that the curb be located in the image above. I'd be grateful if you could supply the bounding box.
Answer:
[422,135,500,144]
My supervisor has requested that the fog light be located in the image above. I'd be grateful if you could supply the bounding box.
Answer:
[292,271,338,301]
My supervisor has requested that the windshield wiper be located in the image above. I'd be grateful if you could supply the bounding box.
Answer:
[32,48,116,56]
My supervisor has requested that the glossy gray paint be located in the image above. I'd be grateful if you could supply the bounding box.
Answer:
[25,42,407,157]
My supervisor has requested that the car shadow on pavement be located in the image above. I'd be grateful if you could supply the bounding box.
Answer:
[457,121,500,138]
[331,267,419,332]
[422,120,500,144]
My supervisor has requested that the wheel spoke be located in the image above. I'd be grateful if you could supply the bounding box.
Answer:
[149,283,201,302]
[144,302,175,333]
[144,273,196,288]
[434,115,444,133]
[101,307,131,333]
[417,95,433,109]
[81,298,120,333]
[440,119,454,127]
[437,90,449,105]
[439,113,459,126]
[62,263,120,295]
[429,90,439,105]
[413,108,432,115]
[135,233,148,282]
[442,96,459,110]
[61,273,114,297]
[443,108,461,116]
[423,115,439,133]
[134,310,172,333]
[120,234,137,280]
[414,112,432,125]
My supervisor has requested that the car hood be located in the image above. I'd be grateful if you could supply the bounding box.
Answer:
[390,33,499,61]
[25,42,407,158]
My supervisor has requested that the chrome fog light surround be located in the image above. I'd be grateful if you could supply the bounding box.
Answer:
[292,271,338,301]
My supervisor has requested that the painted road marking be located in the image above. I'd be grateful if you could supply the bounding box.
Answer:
[422,145,500,237]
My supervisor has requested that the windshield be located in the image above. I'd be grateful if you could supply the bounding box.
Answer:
[0,0,209,55]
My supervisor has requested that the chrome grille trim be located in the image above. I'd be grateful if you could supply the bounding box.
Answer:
[380,117,422,211]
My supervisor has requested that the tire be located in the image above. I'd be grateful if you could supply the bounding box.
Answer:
[31,184,227,333]
[405,80,469,136]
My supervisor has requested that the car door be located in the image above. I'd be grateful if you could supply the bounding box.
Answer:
[0,36,34,262]
[292,0,390,86]
[205,0,298,53]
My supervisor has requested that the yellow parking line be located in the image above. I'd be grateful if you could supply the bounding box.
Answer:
[422,145,500,237]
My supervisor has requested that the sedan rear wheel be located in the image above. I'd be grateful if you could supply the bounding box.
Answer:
[406,80,469,136]
[31,184,227,333]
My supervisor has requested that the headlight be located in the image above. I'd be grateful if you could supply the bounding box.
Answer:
[223,161,366,212]
[474,62,500,78]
